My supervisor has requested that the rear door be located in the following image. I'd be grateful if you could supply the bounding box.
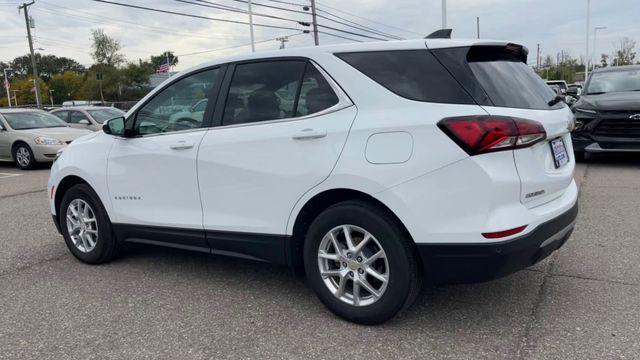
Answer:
[197,59,355,259]
[432,45,575,208]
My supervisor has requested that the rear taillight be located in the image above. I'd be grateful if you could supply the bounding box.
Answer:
[438,116,546,155]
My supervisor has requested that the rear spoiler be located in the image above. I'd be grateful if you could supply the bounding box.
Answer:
[425,29,452,39]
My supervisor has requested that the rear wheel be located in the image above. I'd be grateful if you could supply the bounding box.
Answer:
[304,200,421,325]
[13,143,36,170]
[59,184,121,264]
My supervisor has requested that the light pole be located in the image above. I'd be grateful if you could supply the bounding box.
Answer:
[3,68,12,108]
[584,0,591,82]
[592,26,607,70]
[12,90,18,107]
[441,0,447,28]
[248,0,255,52]
[49,89,55,106]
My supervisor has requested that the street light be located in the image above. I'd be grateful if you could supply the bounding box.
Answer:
[584,0,590,82]
[592,26,607,70]
[49,89,55,107]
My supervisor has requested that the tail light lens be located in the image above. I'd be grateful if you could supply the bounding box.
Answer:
[438,116,546,155]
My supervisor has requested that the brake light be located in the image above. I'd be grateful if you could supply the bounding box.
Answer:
[438,116,546,155]
[482,225,527,239]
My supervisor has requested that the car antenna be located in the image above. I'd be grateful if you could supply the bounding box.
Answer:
[425,29,452,39]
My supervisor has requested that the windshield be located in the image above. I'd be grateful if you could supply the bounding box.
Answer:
[87,108,125,124]
[585,69,640,94]
[2,112,68,130]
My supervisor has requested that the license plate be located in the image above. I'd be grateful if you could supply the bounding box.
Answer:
[550,138,569,168]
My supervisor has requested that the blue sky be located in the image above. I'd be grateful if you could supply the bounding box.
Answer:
[0,0,638,70]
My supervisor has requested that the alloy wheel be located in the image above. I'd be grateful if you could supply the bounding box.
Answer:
[317,224,389,307]
[65,199,99,253]
[15,147,31,168]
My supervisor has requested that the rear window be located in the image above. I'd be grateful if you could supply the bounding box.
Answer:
[433,45,563,110]
[335,50,474,104]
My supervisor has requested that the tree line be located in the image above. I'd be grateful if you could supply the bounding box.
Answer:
[0,29,178,107]
[536,37,638,83]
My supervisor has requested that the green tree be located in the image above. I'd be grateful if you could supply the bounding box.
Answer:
[150,51,178,70]
[10,54,84,81]
[11,77,49,106]
[613,37,636,66]
[49,71,86,104]
[90,29,126,67]
[600,53,609,68]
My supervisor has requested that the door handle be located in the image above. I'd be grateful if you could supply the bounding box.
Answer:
[291,128,327,140]
[169,141,195,150]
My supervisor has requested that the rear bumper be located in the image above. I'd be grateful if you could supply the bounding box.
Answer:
[418,201,578,284]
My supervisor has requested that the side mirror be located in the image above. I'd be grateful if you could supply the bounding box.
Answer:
[78,119,91,125]
[103,117,127,137]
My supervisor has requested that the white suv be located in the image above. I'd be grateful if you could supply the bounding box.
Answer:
[48,39,578,324]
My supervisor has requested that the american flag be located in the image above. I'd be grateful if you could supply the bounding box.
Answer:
[157,56,171,73]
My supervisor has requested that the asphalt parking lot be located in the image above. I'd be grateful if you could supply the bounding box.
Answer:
[0,157,638,359]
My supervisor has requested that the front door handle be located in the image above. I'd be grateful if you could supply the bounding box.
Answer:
[169,141,195,150]
[292,128,327,140]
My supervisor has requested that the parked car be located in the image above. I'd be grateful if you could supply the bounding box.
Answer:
[0,109,93,169]
[48,39,578,324]
[546,80,568,94]
[567,83,583,97]
[571,65,640,158]
[51,106,126,131]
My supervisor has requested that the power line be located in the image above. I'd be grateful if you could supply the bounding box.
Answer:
[176,32,304,56]
[317,24,388,41]
[90,0,302,31]
[215,0,309,15]
[315,13,402,40]
[318,30,363,43]
[263,0,308,6]
[315,2,422,36]
[175,0,306,24]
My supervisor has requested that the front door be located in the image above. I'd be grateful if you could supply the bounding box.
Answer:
[197,59,356,260]
[107,67,223,248]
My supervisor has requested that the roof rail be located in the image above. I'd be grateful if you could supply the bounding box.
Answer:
[425,29,452,39]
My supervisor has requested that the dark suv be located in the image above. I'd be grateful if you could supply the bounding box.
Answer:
[571,65,640,156]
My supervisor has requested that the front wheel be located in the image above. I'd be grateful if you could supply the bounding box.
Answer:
[304,200,422,325]
[13,143,36,170]
[59,184,121,264]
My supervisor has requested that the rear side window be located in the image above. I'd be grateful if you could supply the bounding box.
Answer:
[432,46,562,110]
[296,63,339,116]
[335,50,474,104]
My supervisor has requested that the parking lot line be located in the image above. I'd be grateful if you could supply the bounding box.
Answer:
[0,173,22,179]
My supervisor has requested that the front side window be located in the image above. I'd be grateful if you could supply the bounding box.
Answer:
[3,111,68,130]
[135,68,219,135]
[69,111,88,124]
[222,60,306,126]
[52,111,69,123]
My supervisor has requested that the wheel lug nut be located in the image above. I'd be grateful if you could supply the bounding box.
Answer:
[348,271,354,277]
[346,253,352,259]
[358,268,364,274]
[357,256,362,262]
[342,262,347,268]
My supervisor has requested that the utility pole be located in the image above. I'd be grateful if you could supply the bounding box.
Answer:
[248,0,255,52]
[3,68,12,108]
[441,0,447,28]
[309,0,319,45]
[536,44,540,73]
[584,0,590,82]
[476,17,480,39]
[276,36,289,49]
[19,1,42,108]
[592,26,607,71]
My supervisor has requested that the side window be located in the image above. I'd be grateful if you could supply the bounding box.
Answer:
[69,111,87,124]
[296,64,339,116]
[336,50,474,104]
[222,60,306,126]
[135,68,219,135]
[52,111,69,123]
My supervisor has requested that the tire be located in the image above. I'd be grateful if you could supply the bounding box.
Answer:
[304,200,422,325]
[12,143,36,170]
[59,184,121,264]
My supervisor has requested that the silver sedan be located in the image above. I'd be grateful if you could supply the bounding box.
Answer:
[0,108,93,170]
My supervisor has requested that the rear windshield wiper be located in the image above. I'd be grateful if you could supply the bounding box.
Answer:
[547,95,563,106]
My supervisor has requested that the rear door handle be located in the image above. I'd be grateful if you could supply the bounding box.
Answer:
[169,141,195,150]
[292,128,327,140]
